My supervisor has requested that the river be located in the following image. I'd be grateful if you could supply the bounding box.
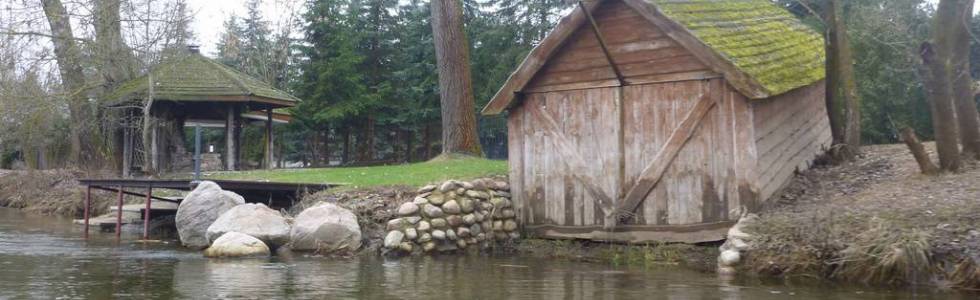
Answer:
[0,207,970,299]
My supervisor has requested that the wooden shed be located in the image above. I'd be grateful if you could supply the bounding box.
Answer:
[482,0,831,243]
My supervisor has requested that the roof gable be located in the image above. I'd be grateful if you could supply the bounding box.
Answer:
[106,53,300,107]
[482,0,825,115]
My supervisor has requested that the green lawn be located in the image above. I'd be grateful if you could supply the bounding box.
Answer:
[209,157,508,189]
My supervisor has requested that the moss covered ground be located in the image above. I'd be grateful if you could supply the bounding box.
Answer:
[210,156,508,189]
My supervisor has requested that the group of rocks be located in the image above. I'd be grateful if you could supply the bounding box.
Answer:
[717,214,757,275]
[382,178,520,254]
[174,181,362,257]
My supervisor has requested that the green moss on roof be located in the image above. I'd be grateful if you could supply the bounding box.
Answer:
[649,0,826,96]
[106,53,300,106]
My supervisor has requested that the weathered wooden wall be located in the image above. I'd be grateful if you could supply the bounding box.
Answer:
[749,80,831,202]
[524,0,716,94]
[622,79,735,226]
[504,0,829,243]
[509,87,623,228]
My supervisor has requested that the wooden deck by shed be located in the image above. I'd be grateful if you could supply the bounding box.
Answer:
[483,0,831,243]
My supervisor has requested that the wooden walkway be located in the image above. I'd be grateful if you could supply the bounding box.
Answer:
[78,179,337,240]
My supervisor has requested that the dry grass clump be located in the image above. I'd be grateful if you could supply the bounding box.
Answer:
[949,258,980,290]
[0,169,116,217]
[832,221,932,285]
[743,144,980,289]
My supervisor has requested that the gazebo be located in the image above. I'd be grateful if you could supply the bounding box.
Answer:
[106,47,300,176]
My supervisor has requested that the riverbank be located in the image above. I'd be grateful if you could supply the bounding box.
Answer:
[0,169,123,217]
[742,143,980,290]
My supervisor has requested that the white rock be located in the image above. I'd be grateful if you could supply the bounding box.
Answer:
[439,181,457,193]
[730,238,750,251]
[503,220,518,232]
[405,228,418,240]
[719,249,741,267]
[384,231,405,249]
[288,202,362,252]
[417,185,437,194]
[207,203,291,248]
[418,232,432,243]
[462,214,477,225]
[459,198,475,213]
[397,202,420,216]
[423,204,444,218]
[442,200,461,214]
[203,232,270,257]
[432,230,446,240]
[175,181,245,249]
[446,229,457,240]
[417,220,431,232]
[412,197,429,206]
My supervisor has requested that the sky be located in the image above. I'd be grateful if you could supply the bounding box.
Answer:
[186,0,303,56]
[185,0,980,58]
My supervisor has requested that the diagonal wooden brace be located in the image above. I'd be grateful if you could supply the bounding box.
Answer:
[613,86,718,225]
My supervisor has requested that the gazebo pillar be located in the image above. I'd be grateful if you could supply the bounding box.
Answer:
[225,105,238,171]
[265,108,275,169]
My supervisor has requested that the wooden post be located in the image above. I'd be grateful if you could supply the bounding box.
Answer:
[115,186,124,240]
[150,115,159,172]
[225,105,237,171]
[122,125,131,177]
[143,187,152,240]
[266,108,274,169]
[84,186,91,239]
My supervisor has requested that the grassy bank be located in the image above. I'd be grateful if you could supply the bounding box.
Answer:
[210,156,508,189]
[743,144,980,290]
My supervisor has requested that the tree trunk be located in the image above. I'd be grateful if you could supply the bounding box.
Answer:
[951,0,980,159]
[403,129,414,163]
[431,0,483,157]
[920,42,960,172]
[322,129,331,166]
[825,22,844,145]
[827,0,861,159]
[900,128,939,175]
[94,0,135,94]
[356,117,375,162]
[310,131,321,167]
[422,124,432,160]
[41,0,90,166]
[342,127,351,165]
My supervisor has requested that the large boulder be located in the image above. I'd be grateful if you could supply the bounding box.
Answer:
[175,181,245,248]
[288,202,362,252]
[203,232,270,258]
[206,203,292,248]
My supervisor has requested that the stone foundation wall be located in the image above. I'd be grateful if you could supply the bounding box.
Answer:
[382,178,518,254]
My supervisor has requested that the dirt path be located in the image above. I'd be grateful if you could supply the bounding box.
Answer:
[746,143,980,288]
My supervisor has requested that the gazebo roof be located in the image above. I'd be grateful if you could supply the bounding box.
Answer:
[106,52,300,108]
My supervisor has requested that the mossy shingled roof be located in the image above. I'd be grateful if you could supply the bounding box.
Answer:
[648,0,825,96]
[106,53,300,106]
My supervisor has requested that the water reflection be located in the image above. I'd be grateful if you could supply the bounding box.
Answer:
[0,208,974,299]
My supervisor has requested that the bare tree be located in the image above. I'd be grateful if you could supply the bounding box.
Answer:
[918,0,969,172]
[431,0,482,157]
[41,0,93,166]
[826,0,861,159]
[951,1,980,159]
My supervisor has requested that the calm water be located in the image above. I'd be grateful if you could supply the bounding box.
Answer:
[0,208,969,299]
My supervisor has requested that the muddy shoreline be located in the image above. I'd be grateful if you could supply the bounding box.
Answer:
[4,145,979,290]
